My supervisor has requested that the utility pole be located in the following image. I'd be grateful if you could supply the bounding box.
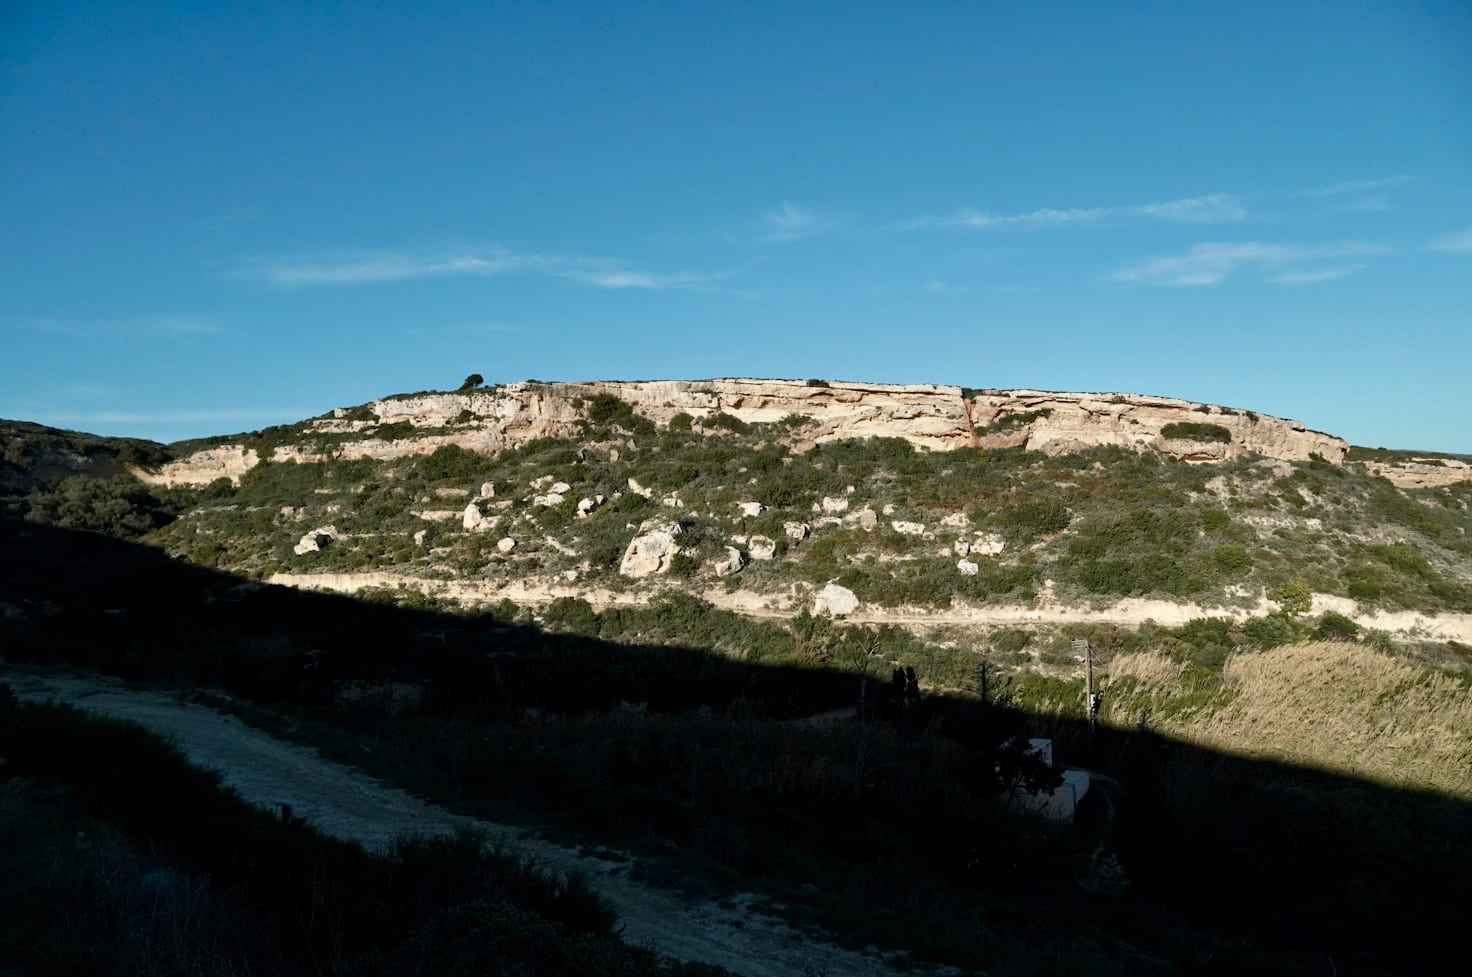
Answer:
[1072,638,1097,757]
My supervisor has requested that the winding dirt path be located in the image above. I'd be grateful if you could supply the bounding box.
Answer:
[269,571,1472,644]
[3,668,920,977]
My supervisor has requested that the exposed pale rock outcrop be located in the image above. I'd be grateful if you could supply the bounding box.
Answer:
[814,583,859,617]
[713,546,745,577]
[293,526,337,555]
[1362,458,1472,488]
[137,379,1351,489]
[463,504,489,532]
[619,520,682,578]
[748,535,777,561]
[957,559,980,576]
[972,534,1005,556]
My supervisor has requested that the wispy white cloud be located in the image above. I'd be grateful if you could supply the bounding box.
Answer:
[29,409,310,425]
[260,251,532,286]
[1302,175,1414,198]
[1267,264,1366,285]
[567,267,730,289]
[910,192,1248,231]
[1426,228,1472,253]
[1112,241,1386,286]
[763,202,836,241]
[256,247,734,291]
[151,317,221,337]
[3,316,221,339]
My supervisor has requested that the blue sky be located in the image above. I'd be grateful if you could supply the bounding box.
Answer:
[3,1,1470,450]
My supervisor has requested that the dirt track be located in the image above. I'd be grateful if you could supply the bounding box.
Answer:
[3,668,918,977]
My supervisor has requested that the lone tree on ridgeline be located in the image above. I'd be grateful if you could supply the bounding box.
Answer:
[458,373,484,391]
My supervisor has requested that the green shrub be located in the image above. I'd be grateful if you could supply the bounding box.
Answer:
[1316,611,1360,642]
[989,627,1032,654]
[1243,612,1302,649]
[1201,507,1231,532]
[1160,422,1231,443]
[1266,578,1312,615]
[703,412,751,435]
[989,497,1070,543]
[1213,544,1252,574]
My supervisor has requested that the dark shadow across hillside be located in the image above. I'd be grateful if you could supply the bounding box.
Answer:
[1,517,1464,976]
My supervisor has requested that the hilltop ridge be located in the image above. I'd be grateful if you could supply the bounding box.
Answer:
[136,378,1349,488]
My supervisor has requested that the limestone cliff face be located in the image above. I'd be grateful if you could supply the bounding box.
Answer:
[137,379,1349,486]
[966,390,1347,464]
[131,444,260,487]
[1360,458,1472,488]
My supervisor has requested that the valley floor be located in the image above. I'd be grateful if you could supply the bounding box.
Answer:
[2,668,933,977]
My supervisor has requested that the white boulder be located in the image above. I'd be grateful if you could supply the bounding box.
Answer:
[497,537,517,553]
[818,496,849,514]
[619,520,683,578]
[954,540,971,557]
[293,526,337,555]
[479,481,496,499]
[413,529,427,546]
[957,559,980,576]
[972,533,1005,556]
[737,501,765,518]
[550,481,571,494]
[859,508,878,532]
[463,504,488,532]
[713,546,746,577]
[628,477,654,499]
[577,495,605,517]
[748,535,778,561]
[892,520,926,536]
[784,520,810,541]
[814,583,859,617]
[532,492,565,507]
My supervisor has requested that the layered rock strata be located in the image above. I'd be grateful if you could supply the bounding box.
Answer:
[136,379,1349,487]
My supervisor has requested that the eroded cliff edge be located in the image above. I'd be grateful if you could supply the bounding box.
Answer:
[138,379,1349,487]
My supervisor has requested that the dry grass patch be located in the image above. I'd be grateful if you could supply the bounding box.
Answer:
[1107,650,1185,687]
[1113,642,1472,798]
[1194,642,1472,797]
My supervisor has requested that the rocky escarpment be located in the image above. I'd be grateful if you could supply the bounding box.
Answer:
[136,378,1349,487]
[966,390,1346,464]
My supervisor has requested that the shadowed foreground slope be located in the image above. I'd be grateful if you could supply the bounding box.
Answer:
[2,517,1468,975]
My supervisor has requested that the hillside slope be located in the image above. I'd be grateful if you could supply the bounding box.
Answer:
[136,378,1349,487]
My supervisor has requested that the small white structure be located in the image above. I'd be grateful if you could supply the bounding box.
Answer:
[1015,738,1091,821]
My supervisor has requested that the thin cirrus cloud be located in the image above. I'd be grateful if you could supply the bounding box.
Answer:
[1426,228,1472,253]
[1266,264,1366,286]
[1112,241,1385,286]
[908,192,1249,230]
[4,316,221,338]
[1301,175,1415,198]
[257,248,735,290]
[763,202,838,241]
[29,408,311,426]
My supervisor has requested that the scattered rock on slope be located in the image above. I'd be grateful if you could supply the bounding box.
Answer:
[619,520,683,578]
[815,583,859,617]
[293,526,337,555]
